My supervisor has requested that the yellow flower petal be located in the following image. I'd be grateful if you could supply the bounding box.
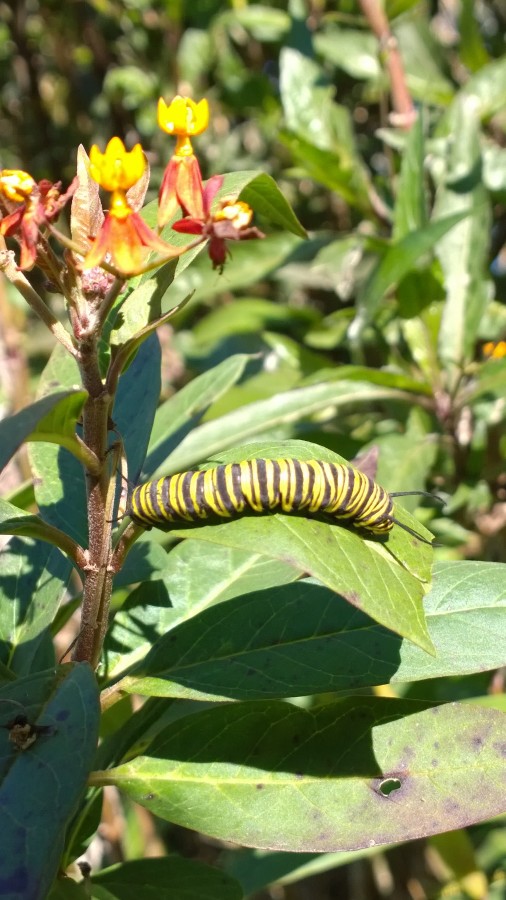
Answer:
[0,169,36,203]
[214,200,253,229]
[89,138,146,192]
[158,96,209,137]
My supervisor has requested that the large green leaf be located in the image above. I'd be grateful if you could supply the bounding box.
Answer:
[91,857,242,900]
[144,514,433,648]
[119,559,506,702]
[394,14,455,105]
[30,334,161,543]
[446,55,506,122]
[434,95,492,382]
[219,5,290,41]
[0,499,85,563]
[29,347,88,546]
[0,665,100,900]
[106,541,299,678]
[114,332,162,484]
[356,211,467,326]
[154,378,426,477]
[97,697,506,851]
[279,48,372,211]
[145,354,251,476]
[392,115,427,240]
[314,26,380,81]
[0,390,87,474]
[0,530,70,676]
[216,171,306,237]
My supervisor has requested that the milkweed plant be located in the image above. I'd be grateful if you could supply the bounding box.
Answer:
[0,86,505,900]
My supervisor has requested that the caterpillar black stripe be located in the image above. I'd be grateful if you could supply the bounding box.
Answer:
[127,459,437,543]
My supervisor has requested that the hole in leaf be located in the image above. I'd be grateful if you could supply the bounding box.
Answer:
[378,777,402,797]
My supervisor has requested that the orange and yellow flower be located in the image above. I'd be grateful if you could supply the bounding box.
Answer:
[0,170,76,269]
[157,96,209,227]
[483,340,506,361]
[172,175,264,271]
[84,137,171,275]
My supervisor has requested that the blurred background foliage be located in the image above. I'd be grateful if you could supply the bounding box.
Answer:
[2,0,506,898]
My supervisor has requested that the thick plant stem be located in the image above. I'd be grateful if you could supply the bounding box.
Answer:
[72,334,115,667]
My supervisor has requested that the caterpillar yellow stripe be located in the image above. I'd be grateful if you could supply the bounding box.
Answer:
[127,459,398,536]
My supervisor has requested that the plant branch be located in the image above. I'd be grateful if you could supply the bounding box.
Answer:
[72,330,115,666]
[0,247,77,357]
[358,0,416,130]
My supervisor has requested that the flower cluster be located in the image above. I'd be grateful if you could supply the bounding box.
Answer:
[0,171,76,269]
[157,95,263,270]
[0,95,263,277]
[83,137,170,274]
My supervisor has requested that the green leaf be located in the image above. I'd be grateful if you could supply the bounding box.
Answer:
[220,5,290,41]
[452,55,506,122]
[48,879,89,900]
[29,347,88,546]
[99,697,506,851]
[145,354,251,477]
[117,579,419,702]
[122,558,506,702]
[92,857,242,900]
[394,14,455,105]
[154,378,428,477]
[394,560,506,681]
[156,515,433,648]
[356,211,467,325]
[300,365,432,394]
[106,541,298,678]
[280,132,373,212]
[0,390,87,474]
[216,171,306,238]
[393,115,427,240]
[0,499,85,563]
[458,0,490,72]
[114,333,162,484]
[223,846,383,896]
[314,26,380,81]
[434,95,492,380]
[109,241,204,347]
[0,664,100,900]
[0,530,70,675]
[279,48,373,211]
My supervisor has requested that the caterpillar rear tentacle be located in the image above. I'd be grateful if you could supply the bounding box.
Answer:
[127,459,440,544]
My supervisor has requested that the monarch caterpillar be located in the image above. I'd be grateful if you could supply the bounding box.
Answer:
[127,458,437,543]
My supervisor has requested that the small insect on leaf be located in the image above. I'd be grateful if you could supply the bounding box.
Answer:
[2,713,55,751]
